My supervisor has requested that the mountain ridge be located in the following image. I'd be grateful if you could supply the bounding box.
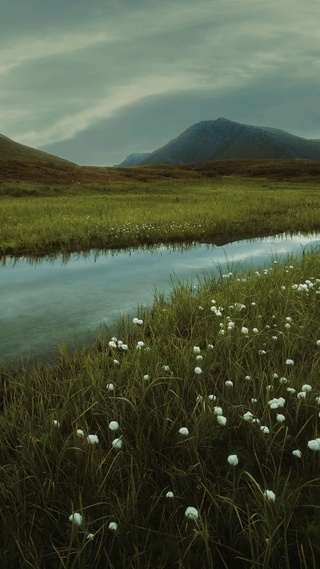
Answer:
[119,118,320,166]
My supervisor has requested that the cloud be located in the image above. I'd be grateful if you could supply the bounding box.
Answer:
[1,0,320,162]
[15,73,204,146]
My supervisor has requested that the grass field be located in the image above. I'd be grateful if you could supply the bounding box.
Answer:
[1,246,320,568]
[1,174,320,258]
[1,159,320,567]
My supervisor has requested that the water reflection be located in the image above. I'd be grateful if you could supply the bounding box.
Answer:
[1,232,320,365]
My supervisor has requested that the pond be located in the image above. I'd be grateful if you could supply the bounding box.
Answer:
[1,232,320,366]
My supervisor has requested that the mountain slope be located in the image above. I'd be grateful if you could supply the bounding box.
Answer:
[118,152,152,166]
[120,118,320,165]
[0,133,75,164]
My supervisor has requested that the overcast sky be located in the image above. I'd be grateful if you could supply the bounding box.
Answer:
[1,0,320,165]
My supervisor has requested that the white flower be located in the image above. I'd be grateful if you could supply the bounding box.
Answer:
[108,521,118,531]
[292,449,302,458]
[308,439,320,451]
[217,415,227,426]
[162,365,170,372]
[252,328,259,334]
[179,427,189,436]
[136,341,145,348]
[276,414,285,423]
[243,411,254,422]
[316,340,320,347]
[260,426,270,434]
[52,420,60,427]
[227,454,239,466]
[234,303,246,311]
[208,394,217,401]
[109,421,119,431]
[193,346,201,354]
[86,533,94,540]
[113,359,120,365]
[302,384,312,392]
[268,397,285,409]
[244,375,252,381]
[120,343,128,351]
[76,429,85,438]
[225,380,233,388]
[112,438,123,449]
[241,327,249,335]
[194,367,202,375]
[258,350,267,355]
[106,383,115,391]
[315,397,320,404]
[108,340,117,348]
[297,391,307,399]
[69,513,83,526]
[279,377,288,384]
[185,506,199,521]
[214,406,223,416]
[87,434,99,444]
[264,490,276,502]
[287,387,296,394]
[196,355,203,361]
[285,359,294,366]
[166,491,174,498]
[207,343,214,349]
[143,374,150,381]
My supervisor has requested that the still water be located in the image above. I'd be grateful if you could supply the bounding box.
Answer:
[1,232,320,365]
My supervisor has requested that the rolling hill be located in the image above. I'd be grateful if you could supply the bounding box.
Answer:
[0,133,75,164]
[119,118,320,165]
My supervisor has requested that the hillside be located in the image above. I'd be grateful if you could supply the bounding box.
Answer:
[119,118,320,165]
[0,133,74,164]
[1,130,320,187]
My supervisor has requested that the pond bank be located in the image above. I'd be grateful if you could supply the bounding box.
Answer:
[1,231,320,366]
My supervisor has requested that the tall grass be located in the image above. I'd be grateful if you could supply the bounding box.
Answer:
[1,249,320,567]
[1,179,320,257]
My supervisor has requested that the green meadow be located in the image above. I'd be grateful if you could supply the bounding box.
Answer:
[1,170,320,568]
[1,177,320,258]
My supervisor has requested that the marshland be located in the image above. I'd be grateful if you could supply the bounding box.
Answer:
[1,160,320,568]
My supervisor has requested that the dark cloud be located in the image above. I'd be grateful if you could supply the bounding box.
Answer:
[1,0,320,164]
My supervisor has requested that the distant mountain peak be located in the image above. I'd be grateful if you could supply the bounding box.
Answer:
[119,118,320,165]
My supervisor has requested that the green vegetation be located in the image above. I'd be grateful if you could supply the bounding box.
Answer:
[1,177,320,258]
[2,160,320,566]
[1,249,320,568]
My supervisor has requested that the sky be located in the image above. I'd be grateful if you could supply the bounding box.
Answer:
[1,0,320,166]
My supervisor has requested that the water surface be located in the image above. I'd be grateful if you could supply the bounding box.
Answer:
[1,233,320,365]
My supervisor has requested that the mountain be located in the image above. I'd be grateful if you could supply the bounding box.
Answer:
[119,118,320,165]
[0,133,75,164]
[118,152,151,166]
